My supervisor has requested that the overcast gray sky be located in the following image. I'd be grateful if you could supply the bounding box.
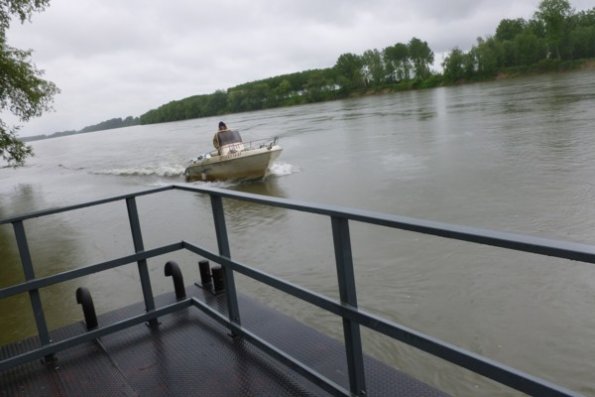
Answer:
[4,0,594,136]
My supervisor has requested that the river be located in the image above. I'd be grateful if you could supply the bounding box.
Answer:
[1,70,595,396]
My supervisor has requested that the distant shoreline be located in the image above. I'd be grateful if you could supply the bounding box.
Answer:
[21,116,139,143]
[21,58,595,143]
[492,58,595,81]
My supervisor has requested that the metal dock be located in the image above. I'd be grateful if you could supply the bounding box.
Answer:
[0,185,586,396]
[1,285,446,396]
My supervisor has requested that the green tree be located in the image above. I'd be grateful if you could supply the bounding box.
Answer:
[383,43,410,81]
[463,46,477,78]
[1,0,59,166]
[567,9,595,59]
[513,31,547,65]
[442,48,466,82]
[304,71,326,102]
[226,89,247,113]
[568,26,595,58]
[334,52,364,93]
[273,79,292,104]
[361,49,385,87]
[475,37,500,77]
[408,37,434,80]
[499,40,516,67]
[495,18,527,41]
[204,90,227,115]
[574,9,595,28]
[534,0,573,59]
[526,18,547,38]
[241,83,269,111]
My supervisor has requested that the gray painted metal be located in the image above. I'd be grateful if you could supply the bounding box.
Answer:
[0,184,587,396]
[4,287,442,396]
[126,196,157,327]
[182,240,581,396]
[0,242,183,299]
[210,194,242,330]
[12,220,52,358]
[189,297,351,396]
[331,216,366,396]
[175,185,595,263]
[0,299,192,372]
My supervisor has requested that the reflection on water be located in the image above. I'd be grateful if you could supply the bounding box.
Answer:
[230,177,287,198]
[0,225,24,288]
[0,185,89,345]
[220,179,292,240]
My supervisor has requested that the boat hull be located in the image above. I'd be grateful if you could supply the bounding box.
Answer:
[184,146,282,182]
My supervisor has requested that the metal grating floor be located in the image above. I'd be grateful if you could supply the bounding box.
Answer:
[1,286,448,396]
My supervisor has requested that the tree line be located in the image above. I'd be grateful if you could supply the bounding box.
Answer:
[442,0,595,81]
[140,0,595,125]
[23,116,140,142]
[138,36,437,124]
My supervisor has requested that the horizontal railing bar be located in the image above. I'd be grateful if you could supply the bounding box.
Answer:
[0,185,588,395]
[0,242,185,299]
[189,298,350,396]
[174,185,595,264]
[0,186,175,225]
[184,241,342,314]
[183,241,577,396]
[347,215,595,265]
[3,184,594,264]
[0,299,192,372]
[189,296,232,329]
[349,306,579,397]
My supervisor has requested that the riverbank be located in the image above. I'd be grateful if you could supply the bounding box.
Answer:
[494,57,595,81]
[258,57,595,105]
[361,57,595,96]
[20,57,595,143]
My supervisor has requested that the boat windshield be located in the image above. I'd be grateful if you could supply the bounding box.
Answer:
[218,130,243,146]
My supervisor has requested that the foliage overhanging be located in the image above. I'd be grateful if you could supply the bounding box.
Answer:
[0,0,58,166]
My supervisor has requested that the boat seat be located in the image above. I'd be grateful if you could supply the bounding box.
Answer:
[219,143,245,155]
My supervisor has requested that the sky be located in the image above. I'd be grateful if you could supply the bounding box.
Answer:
[4,0,594,137]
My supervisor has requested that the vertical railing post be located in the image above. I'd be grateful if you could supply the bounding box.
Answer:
[210,195,241,335]
[126,196,158,327]
[12,220,54,362]
[331,216,367,396]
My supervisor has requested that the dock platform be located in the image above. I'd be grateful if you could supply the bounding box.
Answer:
[2,185,581,396]
[1,286,447,396]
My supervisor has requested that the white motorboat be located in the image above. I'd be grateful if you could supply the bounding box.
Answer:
[184,130,282,182]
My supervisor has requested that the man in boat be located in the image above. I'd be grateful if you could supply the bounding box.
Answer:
[213,121,244,155]
[212,121,228,149]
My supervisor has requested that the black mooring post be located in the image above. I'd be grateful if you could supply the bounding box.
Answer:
[211,266,225,293]
[75,287,98,330]
[198,260,212,287]
[164,261,186,300]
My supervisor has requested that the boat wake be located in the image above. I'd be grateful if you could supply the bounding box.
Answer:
[91,161,298,184]
[92,164,186,178]
[268,161,299,177]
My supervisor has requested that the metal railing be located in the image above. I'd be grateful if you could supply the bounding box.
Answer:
[0,184,587,396]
